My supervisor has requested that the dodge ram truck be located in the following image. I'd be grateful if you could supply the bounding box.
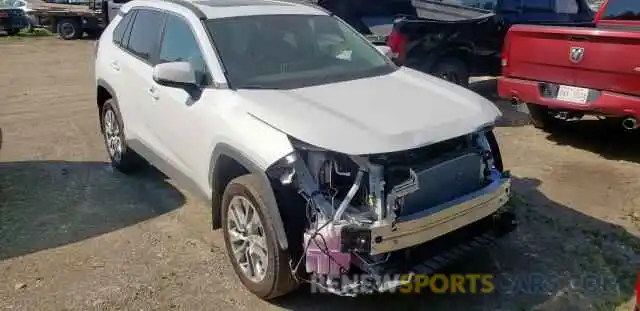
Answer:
[498,0,640,130]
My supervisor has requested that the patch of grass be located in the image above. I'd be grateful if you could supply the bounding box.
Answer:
[0,28,53,39]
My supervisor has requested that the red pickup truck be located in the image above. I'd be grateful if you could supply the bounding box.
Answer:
[498,0,640,131]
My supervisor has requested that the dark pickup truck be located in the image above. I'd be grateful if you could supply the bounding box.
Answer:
[319,0,595,86]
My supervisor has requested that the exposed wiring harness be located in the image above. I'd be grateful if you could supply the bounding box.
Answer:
[289,190,350,289]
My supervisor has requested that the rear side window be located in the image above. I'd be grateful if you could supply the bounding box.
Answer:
[112,10,134,46]
[124,9,165,62]
[601,0,640,20]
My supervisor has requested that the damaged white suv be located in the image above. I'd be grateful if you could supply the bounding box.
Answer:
[95,0,516,299]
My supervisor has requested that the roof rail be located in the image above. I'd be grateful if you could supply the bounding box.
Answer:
[161,0,207,19]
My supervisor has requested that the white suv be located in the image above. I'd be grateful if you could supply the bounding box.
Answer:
[95,0,515,299]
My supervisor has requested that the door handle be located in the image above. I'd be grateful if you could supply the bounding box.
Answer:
[147,86,159,100]
[110,61,120,71]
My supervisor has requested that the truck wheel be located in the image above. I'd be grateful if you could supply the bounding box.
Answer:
[57,18,82,40]
[221,174,299,300]
[432,58,470,88]
[100,99,145,174]
[527,103,556,130]
[7,28,20,36]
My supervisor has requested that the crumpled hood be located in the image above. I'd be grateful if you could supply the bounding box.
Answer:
[237,67,501,155]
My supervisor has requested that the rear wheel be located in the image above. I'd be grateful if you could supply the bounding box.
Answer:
[100,99,145,174]
[431,58,470,88]
[527,103,557,130]
[6,28,19,36]
[57,18,82,40]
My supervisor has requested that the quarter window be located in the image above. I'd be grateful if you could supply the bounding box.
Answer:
[159,14,211,86]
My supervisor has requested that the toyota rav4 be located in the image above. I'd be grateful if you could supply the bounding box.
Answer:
[94,0,516,299]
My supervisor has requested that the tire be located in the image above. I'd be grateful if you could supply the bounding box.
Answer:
[85,28,102,39]
[527,103,557,130]
[431,58,470,88]
[6,28,20,36]
[100,99,145,174]
[57,18,82,40]
[221,174,299,300]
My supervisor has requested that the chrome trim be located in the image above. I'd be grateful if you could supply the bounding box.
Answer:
[369,176,511,255]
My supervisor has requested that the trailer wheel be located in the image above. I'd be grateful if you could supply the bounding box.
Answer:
[57,18,82,40]
[431,58,470,88]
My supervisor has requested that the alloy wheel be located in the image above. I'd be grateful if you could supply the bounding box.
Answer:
[227,196,269,283]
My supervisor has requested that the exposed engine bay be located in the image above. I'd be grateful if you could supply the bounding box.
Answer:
[266,128,514,294]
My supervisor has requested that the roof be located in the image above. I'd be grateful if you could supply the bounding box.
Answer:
[189,0,328,19]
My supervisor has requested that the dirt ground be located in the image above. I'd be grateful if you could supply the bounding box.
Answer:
[0,38,638,311]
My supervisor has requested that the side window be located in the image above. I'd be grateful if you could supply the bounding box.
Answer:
[112,10,134,46]
[502,0,578,13]
[555,0,578,14]
[125,9,165,63]
[601,0,640,20]
[158,14,211,86]
[443,0,498,11]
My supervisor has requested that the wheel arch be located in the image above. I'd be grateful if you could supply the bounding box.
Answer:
[96,79,121,129]
[209,143,289,251]
[412,43,474,74]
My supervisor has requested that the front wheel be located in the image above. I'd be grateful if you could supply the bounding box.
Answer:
[221,174,299,300]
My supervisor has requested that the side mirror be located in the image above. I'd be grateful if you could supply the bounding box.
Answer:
[153,61,197,88]
[375,45,394,59]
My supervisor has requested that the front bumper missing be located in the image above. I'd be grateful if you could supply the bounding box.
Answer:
[317,205,517,296]
[369,173,511,255]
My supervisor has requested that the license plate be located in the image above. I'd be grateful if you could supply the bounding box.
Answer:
[556,85,590,104]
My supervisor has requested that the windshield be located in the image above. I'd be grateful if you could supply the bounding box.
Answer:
[205,14,397,89]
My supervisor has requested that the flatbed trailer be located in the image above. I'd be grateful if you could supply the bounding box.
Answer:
[29,0,105,39]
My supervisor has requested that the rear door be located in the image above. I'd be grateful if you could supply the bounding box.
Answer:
[117,8,167,148]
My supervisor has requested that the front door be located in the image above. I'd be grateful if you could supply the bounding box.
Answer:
[145,13,216,190]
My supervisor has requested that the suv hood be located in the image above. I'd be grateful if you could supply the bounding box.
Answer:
[237,67,501,155]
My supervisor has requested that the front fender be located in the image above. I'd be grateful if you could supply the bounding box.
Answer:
[209,143,292,251]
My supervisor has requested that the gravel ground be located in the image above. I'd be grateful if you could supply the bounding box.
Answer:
[0,38,638,311]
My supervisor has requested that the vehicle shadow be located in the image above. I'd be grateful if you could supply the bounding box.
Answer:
[543,119,640,164]
[272,175,639,311]
[469,77,531,128]
[0,160,185,261]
